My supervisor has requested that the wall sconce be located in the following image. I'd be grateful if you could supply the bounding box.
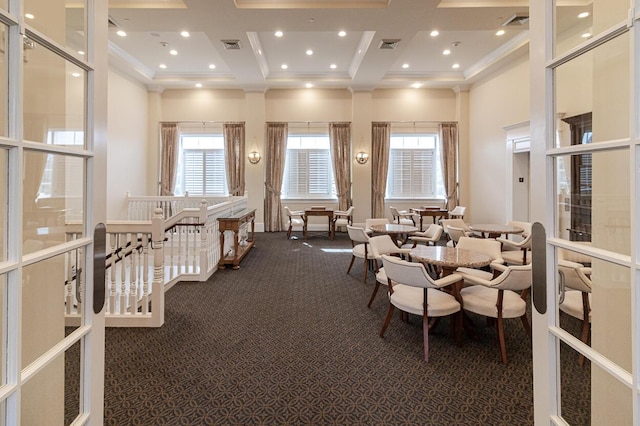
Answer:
[355,151,369,164]
[248,151,261,164]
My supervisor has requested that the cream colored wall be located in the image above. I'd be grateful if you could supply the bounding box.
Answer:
[468,53,530,224]
[107,69,149,219]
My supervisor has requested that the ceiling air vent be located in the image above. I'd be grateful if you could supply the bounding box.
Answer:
[502,13,529,27]
[221,39,241,50]
[379,39,400,50]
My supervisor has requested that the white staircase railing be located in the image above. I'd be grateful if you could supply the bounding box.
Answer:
[64,195,248,327]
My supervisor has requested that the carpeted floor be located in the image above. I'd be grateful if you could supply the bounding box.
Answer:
[98,231,590,425]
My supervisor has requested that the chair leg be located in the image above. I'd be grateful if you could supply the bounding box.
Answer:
[287,223,292,239]
[578,317,590,367]
[367,282,380,308]
[497,314,507,365]
[379,304,395,337]
[422,311,430,362]
[362,258,368,282]
[520,314,531,339]
[346,255,356,274]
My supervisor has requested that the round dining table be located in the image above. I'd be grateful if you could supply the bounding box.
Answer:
[369,223,418,247]
[410,245,492,277]
[468,223,524,239]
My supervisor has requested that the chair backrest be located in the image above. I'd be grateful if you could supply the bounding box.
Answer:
[559,261,592,293]
[441,218,470,243]
[368,235,402,258]
[506,220,532,237]
[489,264,532,291]
[381,255,435,289]
[457,236,504,264]
[347,225,370,244]
[449,205,466,217]
[365,218,390,232]
[284,206,296,218]
[340,206,354,216]
[423,224,443,240]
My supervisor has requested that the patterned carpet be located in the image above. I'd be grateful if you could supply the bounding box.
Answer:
[97,231,590,425]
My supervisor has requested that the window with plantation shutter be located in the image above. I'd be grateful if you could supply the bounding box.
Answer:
[282,135,336,199]
[175,134,228,196]
[386,134,444,199]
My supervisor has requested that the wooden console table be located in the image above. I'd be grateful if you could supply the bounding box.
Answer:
[303,208,334,240]
[218,208,256,270]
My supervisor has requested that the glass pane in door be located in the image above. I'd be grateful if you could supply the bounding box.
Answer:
[554,1,628,56]
[559,340,590,424]
[23,39,86,147]
[23,0,86,58]
[0,148,6,261]
[554,32,629,145]
[23,150,84,254]
[554,149,629,253]
[0,21,7,137]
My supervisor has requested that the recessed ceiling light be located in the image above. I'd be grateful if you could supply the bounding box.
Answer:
[430,30,439,37]
[330,64,337,69]
[402,63,409,69]
[78,50,85,55]
[25,13,34,20]
[442,49,451,55]
[582,32,591,38]
[195,83,202,88]
[181,31,190,38]
[170,49,178,55]
[116,30,127,37]
[411,83,422,88]
[281,64,288,69]
[275,31,283,37]
[338,31,347,37]
[496,29,505,36]
[452,63,460,69]
[258,49,262,55]
[578,12,590,19]
[71,72,81,78]
[306,49,313,56]
[208,64,216,69]
[305,83,313,88]
[159,64,167,69]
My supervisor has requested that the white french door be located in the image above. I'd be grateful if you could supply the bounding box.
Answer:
[0,0,107,424]
[531,0,640,424]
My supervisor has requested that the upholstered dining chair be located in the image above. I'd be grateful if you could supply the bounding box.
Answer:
[333,206,354,232]
[496,221,533,265]
[389,206,418,226]
[440,218,472,247]
[379,255,463,362]
[455,236,504,276]
[368,235,412,308]
[407,224,444,247]
[448,205,466,219]
[346,225,373,282]
[456,263,532,364]
[284,206,304,239]
[559,256,592,366]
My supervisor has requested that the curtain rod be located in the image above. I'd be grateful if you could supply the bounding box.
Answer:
[388,120,457,124]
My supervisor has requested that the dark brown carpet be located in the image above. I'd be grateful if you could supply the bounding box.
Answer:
[97,231,590,425]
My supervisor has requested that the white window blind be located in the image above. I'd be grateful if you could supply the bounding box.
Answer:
[386,134,443,199]
[282,135,336,199]
[175,134,228,196]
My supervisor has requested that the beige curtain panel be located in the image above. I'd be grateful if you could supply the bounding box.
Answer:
[439,122,458,210]
[224,122,246,196]
[329,122,352,211]
[160,122,179,196]
[371,122,391,218]
[264,122,288,232]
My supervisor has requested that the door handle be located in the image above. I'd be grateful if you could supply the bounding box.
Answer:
[93,223,106,314]
[531,222,547,314]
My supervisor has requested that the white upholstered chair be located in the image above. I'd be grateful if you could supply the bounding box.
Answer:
[333,206,354,231]
[379,255,462,362]
[440,218,472,247]
[558,251,592,366]
[284,206,304,239]
[496,221,533,265]
[389,206,418,226]
[408,224,444,247]
[368,235,412,308]
[448,205,466,219]
[346,225,373,282]
[456,263,532,364]
[455,236,504,277]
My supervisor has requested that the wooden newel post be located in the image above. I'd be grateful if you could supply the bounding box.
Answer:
[151,207,165,327]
